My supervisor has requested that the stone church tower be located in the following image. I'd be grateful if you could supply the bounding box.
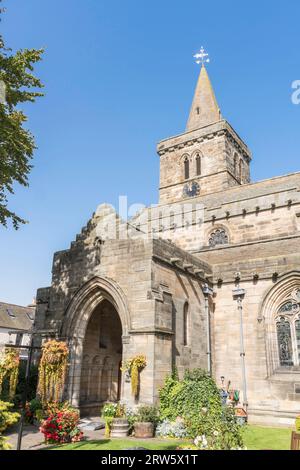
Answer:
[35,58,300,425]
[158,64,251,204]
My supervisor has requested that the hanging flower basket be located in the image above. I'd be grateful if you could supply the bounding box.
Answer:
[0,348,20,400]
[121,355,147,399]
[37,340,69,404]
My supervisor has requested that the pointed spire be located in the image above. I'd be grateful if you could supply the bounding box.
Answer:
[186,64,221,131]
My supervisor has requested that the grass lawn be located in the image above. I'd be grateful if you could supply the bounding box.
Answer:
[48,437,188,450]
[48,425,292,450]
[243,425,291,450]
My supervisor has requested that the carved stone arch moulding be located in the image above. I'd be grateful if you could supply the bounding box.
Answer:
[260,271,300,375]
[61,275,131,340]
[178,153,192,165]
[192,149,204,160]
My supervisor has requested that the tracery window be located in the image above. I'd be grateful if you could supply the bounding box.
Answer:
[208,228,229,248]
[276,289,300,367]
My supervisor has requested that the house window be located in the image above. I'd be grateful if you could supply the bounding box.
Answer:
[209,228,229,248]
[6,308,16,318]
[184,157,189,180]
[183,302,190,346]
[196,154,201,176]
[276,290,300,367]
[16,333,23,346]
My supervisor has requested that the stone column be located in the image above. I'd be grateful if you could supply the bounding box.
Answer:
[67,336,84,408]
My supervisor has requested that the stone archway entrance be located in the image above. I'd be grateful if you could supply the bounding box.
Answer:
[79,299,123,416]
[60,276,131,412]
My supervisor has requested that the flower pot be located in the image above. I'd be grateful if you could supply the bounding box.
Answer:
[110,418,129,438]
[134,422,154,439]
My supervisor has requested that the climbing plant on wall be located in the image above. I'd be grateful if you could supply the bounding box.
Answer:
[122,355,147,399]
[37,340,69,404]
[0,348,20,400]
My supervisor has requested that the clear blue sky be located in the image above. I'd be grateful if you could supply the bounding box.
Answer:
[1,0,299,306]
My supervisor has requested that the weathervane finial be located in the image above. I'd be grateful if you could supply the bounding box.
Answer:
[194,46,210,67]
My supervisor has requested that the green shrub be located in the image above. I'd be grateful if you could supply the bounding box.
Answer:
[0,400,20,451]
[159,368,244,449]
[136,405,159,426]
[159,368,221,422]
[25,398,43,424]
[0,400,20,433]
[0,434,12,450]
[158,369,179,421]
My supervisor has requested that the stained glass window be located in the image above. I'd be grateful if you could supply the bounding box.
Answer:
[279,302,295,313]
[276,317,293,366]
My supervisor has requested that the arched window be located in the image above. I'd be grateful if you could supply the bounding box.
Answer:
[184,157,190,180]
[275,289,300,367]
[234,153,238,176]
[239,159,243,182]
[183,302,190,346]
[196,154,201,176]
[209,228,229,248]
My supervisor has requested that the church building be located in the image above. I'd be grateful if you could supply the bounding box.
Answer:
[34,54,300,426]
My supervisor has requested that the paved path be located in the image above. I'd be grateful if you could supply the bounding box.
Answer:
[5,422,106,451]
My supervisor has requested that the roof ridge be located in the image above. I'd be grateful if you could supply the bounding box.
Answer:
[0,301,35,310]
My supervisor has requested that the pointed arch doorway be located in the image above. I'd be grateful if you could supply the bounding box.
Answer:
[61,276,131,416]
[80,299,123,415]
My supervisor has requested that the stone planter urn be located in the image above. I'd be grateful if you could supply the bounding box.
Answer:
[134,422,154,439]
[110,418,129,438]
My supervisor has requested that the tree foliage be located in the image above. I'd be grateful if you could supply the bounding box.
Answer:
[0,1,44,228]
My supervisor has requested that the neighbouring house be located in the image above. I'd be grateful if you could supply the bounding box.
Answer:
[0,301,36,359]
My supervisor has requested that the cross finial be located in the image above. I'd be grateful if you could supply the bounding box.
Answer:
[194,46,210,67]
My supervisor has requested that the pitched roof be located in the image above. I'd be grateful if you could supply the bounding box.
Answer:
[0,301,35,331]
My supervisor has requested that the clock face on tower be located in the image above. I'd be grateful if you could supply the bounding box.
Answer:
[183,181,200,198]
